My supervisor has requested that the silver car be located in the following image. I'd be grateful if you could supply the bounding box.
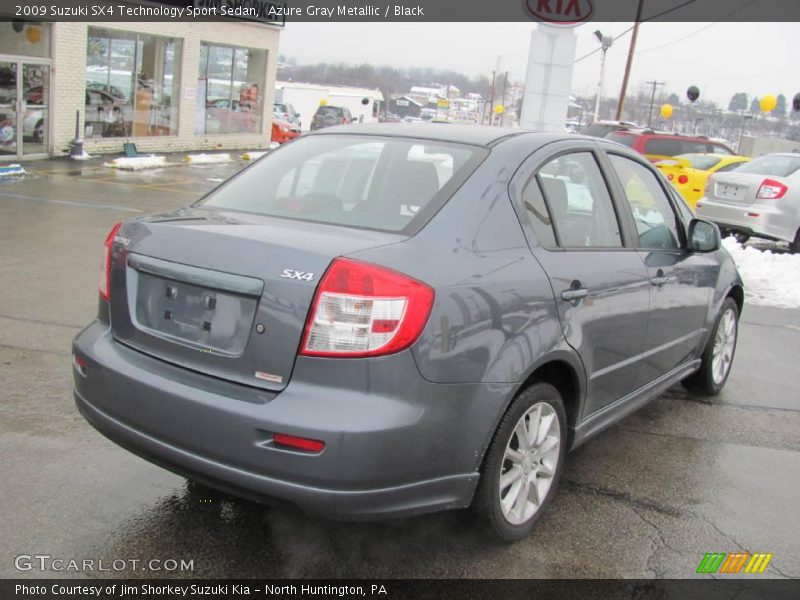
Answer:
[697,153,800,253]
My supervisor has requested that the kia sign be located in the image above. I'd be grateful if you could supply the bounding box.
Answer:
[526,0,593,24]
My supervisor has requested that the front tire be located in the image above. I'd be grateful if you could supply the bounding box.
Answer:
[473,382,567,542]
[682,297,739,395]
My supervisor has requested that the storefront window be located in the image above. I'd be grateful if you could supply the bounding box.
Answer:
[0,22,51,58]
[85,28,181,138]
[197,42,266,135]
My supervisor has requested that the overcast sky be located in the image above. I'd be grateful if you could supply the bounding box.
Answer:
[279,22,799,107]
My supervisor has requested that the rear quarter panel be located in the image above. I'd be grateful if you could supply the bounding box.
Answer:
[349,135,582,388]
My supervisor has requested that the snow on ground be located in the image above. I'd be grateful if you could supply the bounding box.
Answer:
[722,237,800,309]
[184,153,231,164]
[105,155,167,170]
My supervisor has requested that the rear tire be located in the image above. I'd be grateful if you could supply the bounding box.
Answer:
[733,232,750,245]
[790,229,800,254]
[682,297,739,396]
[473,382,567,542]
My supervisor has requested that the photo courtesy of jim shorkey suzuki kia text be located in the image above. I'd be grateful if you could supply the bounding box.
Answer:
[14,584,388,596]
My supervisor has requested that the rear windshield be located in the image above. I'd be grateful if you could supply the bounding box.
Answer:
[198,135,484,233]
[606,132,637,147]
[735,155,800,177]
[316,106,343,116]
[678,154,721,170]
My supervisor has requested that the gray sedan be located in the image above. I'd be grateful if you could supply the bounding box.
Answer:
[73,124,743,541]
[697,152,800,252]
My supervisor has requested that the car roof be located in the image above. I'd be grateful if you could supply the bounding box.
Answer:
[307,123,532,147]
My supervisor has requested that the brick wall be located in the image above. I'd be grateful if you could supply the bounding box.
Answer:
[51,22,280,156]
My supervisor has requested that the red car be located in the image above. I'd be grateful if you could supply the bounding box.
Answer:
[271,117,301,144]
[606,130,736,163]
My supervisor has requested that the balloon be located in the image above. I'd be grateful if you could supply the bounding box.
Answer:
[793,93,800,113]
[687,86,700,103]
[760,95,777,113]
[318,99,328,106]
[25,25,42,44]
[494,105,505,115]
[660,104,673,119]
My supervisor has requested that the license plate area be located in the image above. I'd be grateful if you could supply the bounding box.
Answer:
[131,270,258,356]
[715,183,745,202]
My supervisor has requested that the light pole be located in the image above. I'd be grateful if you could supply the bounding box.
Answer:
[593,30,613,123]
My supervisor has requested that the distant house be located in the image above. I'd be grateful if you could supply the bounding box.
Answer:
[388,96,423,118]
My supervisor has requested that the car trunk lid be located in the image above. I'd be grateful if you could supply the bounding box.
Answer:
[108,208,403,391]
[708,172,763,205]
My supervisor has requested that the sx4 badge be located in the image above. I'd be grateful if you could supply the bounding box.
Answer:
[281,269,315,282]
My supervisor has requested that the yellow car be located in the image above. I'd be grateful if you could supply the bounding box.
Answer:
[656,154,750,209]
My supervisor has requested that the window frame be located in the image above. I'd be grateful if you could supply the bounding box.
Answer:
[602,149,689,251]
[509,142,640,253]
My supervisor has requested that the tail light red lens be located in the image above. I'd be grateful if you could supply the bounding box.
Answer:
[677,175,689,185]
[300,258,435,358]
[667,173,674,181]
[99,221,122,302]
[273,433,325,453]
[756,178,788,200]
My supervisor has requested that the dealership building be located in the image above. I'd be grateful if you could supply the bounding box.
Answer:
[0,14,282,161]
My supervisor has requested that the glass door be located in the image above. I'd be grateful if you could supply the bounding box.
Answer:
[21,63,49,156]
[0,60,50,159]
[0,61,18,158]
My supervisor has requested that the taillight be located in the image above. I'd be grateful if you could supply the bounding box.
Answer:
[300,258,434,358]
[756,178,788,200]
[677,175,689,185]
[99,221,122,302]
[667,173,674,181]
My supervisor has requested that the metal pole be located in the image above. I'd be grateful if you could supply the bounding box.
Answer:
[615,0,645,121]
[500,71,508,126]
[594,47,607,123]
[646,81,664,128]
[488,70,496,126]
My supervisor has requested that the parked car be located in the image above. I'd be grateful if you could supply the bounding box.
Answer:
[86,81,128,104]
[607,130,736,163]
[696,152,800,252]
[378,112,403,123]
[274,102,301,129]
[310,105,352,130]
[580,120,640,138]
[73,124,743,541]
[271,117,301,144]
[656,153,751,209]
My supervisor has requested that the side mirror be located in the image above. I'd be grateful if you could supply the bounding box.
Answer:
[688,218,720,253]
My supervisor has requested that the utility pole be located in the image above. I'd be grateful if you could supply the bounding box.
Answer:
[593,31,613,123]
[615,0,645,121]
[487,70,496,126]
[645,80,665,128]
[500,71,508,126]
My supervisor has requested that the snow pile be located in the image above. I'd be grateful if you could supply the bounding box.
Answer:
[0,164,25,177]
[722,237,800,309]
[241,151,268,161]
[184,153,231,164]
[105,155,167,170]
[70,151,92,161]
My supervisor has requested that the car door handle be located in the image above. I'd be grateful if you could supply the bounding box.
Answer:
[651,270,677,286]
[561,288,589,301]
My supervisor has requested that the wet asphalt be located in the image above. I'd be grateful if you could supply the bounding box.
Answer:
[1,155,798,580]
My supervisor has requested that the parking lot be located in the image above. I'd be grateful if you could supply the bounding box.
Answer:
[1,156,799,579]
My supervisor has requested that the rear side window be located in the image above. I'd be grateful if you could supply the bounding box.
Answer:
[606,132,637,147]
[532,152,622,248]
[644,138,682,156]
[199,135,483,234]
[715,161,746,173]
[735,155,800,177]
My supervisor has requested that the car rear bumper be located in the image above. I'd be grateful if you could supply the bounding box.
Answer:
[72,320,511,519]
[696,197,797,243]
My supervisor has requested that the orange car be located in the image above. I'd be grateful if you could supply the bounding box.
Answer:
[271,118,301,144]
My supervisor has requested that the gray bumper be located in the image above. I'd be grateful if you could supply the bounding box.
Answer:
[697,197,797,243]
[72,321,512,519]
